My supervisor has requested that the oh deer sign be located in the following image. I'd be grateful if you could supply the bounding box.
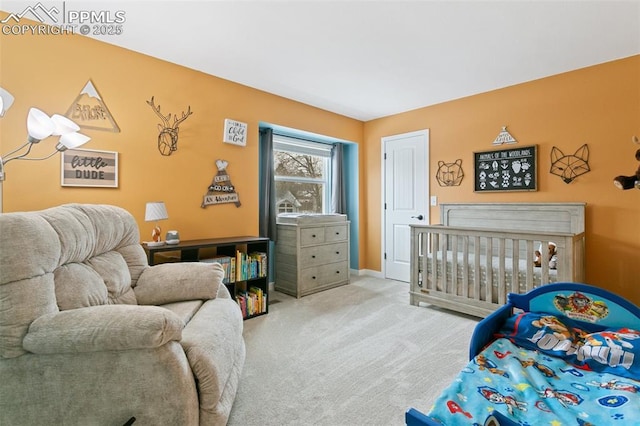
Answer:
[146,96,193,156]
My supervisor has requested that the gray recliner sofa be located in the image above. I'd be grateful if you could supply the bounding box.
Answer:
[0,203,245,425]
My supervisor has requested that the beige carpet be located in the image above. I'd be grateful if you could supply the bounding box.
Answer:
[227,275,479,426]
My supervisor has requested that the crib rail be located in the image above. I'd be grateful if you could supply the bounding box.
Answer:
[410,224,585,317]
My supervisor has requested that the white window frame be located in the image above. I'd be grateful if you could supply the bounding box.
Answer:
[273,135,332,215]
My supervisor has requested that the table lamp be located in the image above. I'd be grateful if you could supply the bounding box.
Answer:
[145,201,168,246]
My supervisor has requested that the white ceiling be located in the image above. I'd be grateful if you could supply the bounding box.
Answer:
[3,1,640,121]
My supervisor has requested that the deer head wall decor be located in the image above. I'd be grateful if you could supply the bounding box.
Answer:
[146,96,193,156]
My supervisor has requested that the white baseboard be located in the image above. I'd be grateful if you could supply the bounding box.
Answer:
[270,270,384,292]
[352,269,384,279]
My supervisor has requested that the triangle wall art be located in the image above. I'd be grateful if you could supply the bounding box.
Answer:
[65,79,120,132]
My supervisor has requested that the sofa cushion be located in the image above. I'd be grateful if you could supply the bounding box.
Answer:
[0,204,147,358]
[39,204,141,265]
[135,262,224,305]
[0,213,61,357]
[85,251,137,304]
[54,252,138,310]
[0,276,59,358]
[23,305,184,354]
[0,213,60,283]
[180,298,244,418]
[54,263,109,309]
[161,300,205,325]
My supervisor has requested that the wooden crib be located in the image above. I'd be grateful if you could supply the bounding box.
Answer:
[409,203,586,317]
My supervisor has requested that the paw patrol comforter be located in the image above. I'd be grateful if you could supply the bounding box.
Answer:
[425,312,640,425]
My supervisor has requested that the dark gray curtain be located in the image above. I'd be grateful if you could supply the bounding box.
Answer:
[259,128,277,241]
[331,143,346,214]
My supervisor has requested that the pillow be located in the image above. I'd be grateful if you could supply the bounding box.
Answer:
[497,312,640,380]
[578,328,640,377]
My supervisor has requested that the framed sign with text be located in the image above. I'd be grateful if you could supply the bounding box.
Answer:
[474,145,537,192]
[223,119,247,147]
[60,148,118,188]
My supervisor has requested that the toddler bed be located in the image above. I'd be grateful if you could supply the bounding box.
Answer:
[410,203,586,318]
[405,282,640,426]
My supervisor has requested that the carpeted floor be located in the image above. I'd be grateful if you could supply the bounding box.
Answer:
[227,275,479,426]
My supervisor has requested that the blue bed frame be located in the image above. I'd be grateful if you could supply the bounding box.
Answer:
[405,282,640,426]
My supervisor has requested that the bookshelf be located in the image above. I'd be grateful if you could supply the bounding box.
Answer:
[143,236,269,319]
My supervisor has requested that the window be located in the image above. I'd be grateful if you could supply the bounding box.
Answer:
[273,135,332,215]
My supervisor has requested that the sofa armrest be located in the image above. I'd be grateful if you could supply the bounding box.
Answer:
[22,305,183,354]
[134,262,224,305]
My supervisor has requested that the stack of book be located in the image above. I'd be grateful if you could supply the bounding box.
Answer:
[236,287,267,318]
[202,251,267,283]
[201,251,268,318]
[233,251,267,281]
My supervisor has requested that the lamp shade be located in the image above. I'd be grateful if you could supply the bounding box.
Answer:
[0,87,14,117]
[145,202,169,222]
[51,114,80,135]
[57,132,91,150]
[26,107,55,141]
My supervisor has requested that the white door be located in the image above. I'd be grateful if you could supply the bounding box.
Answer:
[382,130,429,282]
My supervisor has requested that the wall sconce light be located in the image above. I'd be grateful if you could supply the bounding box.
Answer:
[144,201,169,246]
[0,87,15,117]
[0,107,91,212]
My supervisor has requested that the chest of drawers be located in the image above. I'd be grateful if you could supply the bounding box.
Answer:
[275,214,350,298]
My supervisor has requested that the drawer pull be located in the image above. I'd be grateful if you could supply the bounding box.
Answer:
[312,234,316,238]
[336,232,340,235]
[312,276,316,280]
[336,251,340,254]
[336,271,340,274]
[312,255,316,258]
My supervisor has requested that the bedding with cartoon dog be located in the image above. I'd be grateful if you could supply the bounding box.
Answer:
[406,283,640,426]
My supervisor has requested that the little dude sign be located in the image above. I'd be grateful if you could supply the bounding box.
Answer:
[61,148,118,187]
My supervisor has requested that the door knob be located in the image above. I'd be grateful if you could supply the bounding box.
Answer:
[411,215,424,220]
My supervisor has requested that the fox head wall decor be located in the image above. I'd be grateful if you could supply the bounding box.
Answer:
[550,144,590,184]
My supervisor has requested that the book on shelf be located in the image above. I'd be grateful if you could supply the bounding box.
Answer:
[249,252,268,278]
[235,286,267,319]
[234,250,268,281]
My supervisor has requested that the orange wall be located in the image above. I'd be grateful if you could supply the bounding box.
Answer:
[0,22,363,244]
[363,56,640,303]
[1,16,638,304]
